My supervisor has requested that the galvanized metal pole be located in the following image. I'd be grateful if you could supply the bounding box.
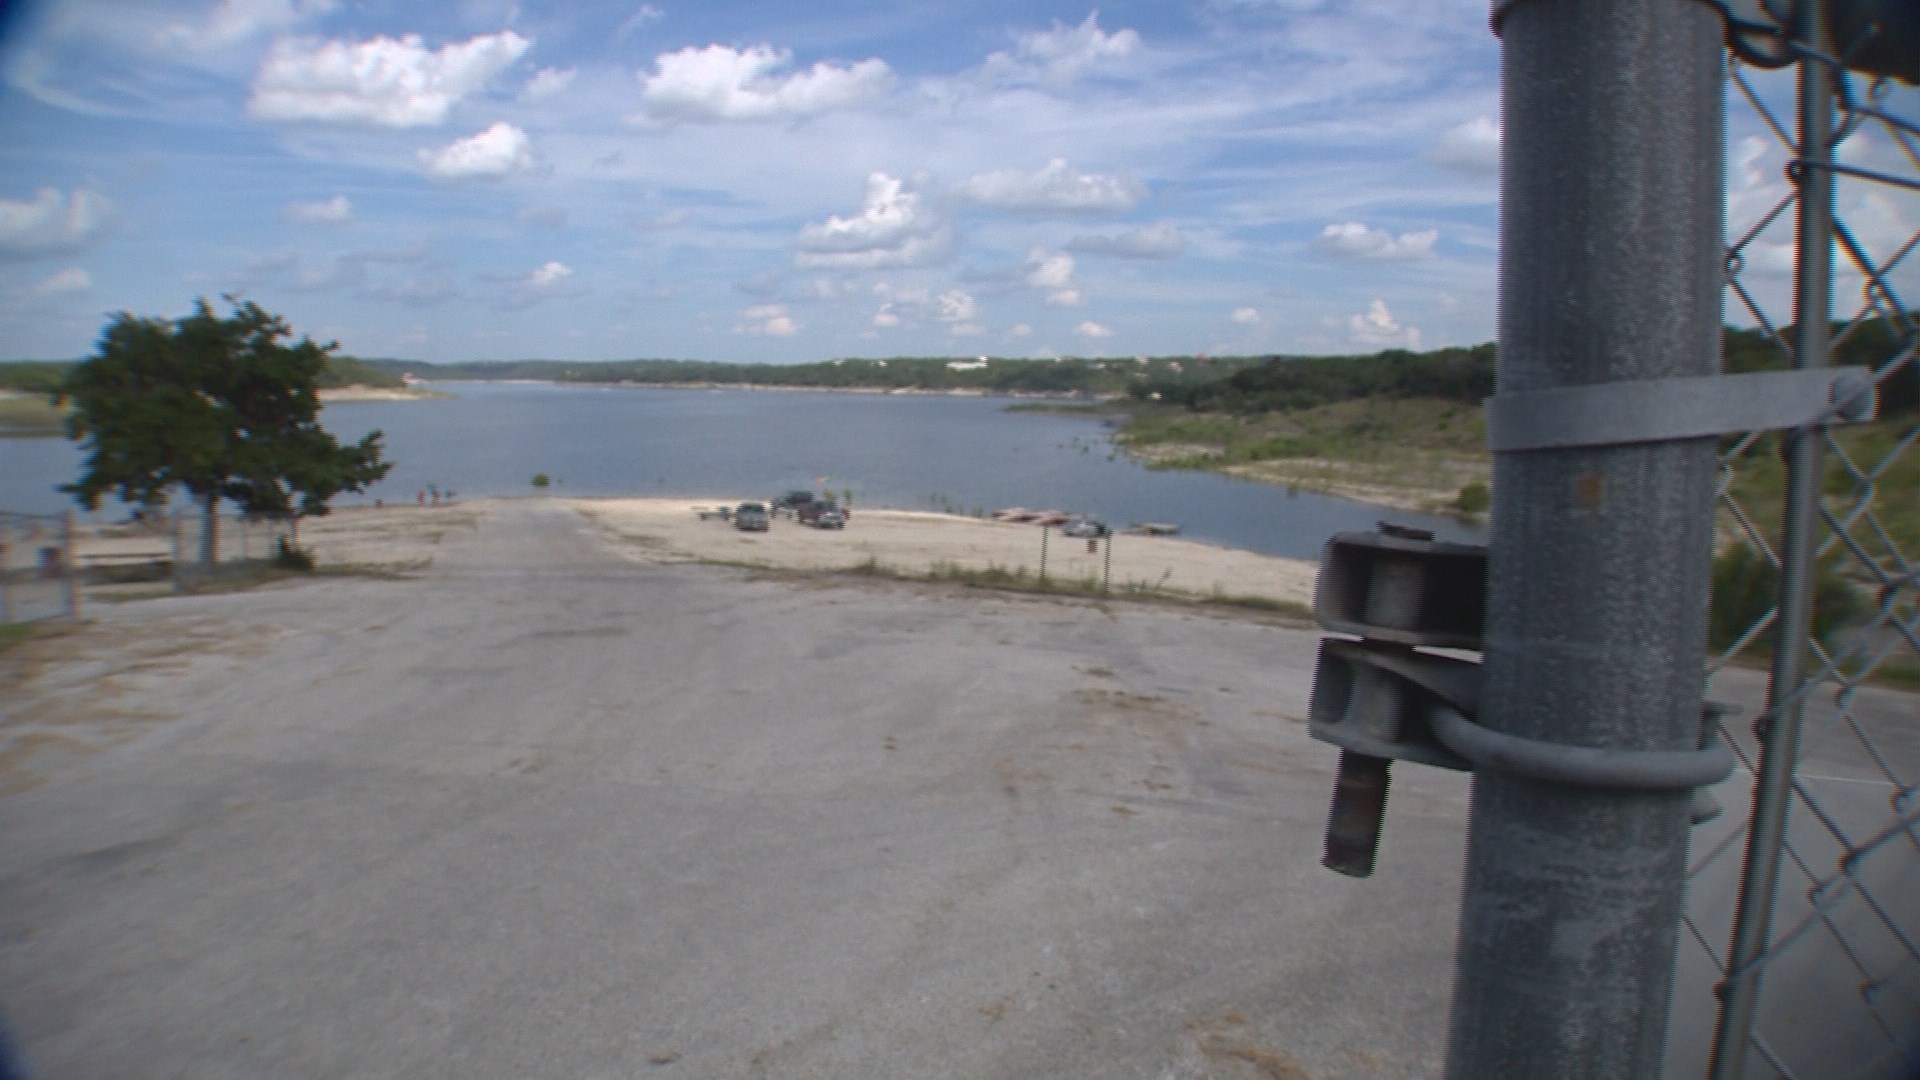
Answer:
[1447,1,1724,1076]
[1708,5,1833,1073]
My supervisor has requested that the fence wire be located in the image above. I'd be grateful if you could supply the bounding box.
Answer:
[0,510,76,624]
[1674,41,1920,1080]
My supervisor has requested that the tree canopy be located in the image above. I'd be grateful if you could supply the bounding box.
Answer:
[59,298,392,560]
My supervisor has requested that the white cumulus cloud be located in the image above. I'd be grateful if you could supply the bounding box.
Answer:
[1347,298,1421,350]
[636,44,891,123]
[795,173,949,270]
[283,194,353,223]
[739,303,797,336]
[1066,222,1184,259]
[1076,320,1113,339]
[1231,307,1261,326]
[617,4,665,39]
[528,261,572,288]
[421,122,535,178]
[521,67,576,101]
[0,187,112,257]
[32,267,92,295]
[1025,248,1081,306]
[158,0,337,52]
[505,260,580,308]
[937,290,978,323]
[1314,221,1438,262]
[985,13,1139,85]
[871,304,900,328]
[954,158,1143,213]
[1429,117,1500,174]
[250,31,532,127]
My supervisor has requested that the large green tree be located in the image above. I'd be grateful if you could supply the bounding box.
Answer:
[59,297,392,564]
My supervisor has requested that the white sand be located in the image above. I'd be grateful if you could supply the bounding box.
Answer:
[53,497,1319,609]
[566,496,1318,608]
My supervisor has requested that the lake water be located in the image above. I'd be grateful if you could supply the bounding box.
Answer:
[0,382,1479,560]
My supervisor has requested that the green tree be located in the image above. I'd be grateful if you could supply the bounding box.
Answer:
[59,298,393,565]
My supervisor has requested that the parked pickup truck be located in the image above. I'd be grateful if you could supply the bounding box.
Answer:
[770,491,817,516]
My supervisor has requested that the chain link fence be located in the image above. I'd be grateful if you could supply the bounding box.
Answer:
[1,508,301,619]
[1673,37,1920,1080]
[0,510,78,623]
[170,511,297,572]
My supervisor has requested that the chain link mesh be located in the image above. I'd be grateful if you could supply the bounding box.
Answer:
[1674,45,1920,1080]
[0,511,74,624]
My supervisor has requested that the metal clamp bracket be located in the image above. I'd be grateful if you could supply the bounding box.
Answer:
[1428,703,1735,792]
[1485,367,1877,453]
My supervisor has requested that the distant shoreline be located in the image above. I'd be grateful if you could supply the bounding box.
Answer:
[410,378,1115,402]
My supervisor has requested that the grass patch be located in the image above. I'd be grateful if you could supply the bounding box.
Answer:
[1208,593,1315,619]
[1872,657,1920,690]
[0,395,65,437]
[1113,397,1491,505]
[93,587,178,604]
[1720,419,1920,565]
[0,623,39,653]
[314,558,431,579]
[839,553,1311,619]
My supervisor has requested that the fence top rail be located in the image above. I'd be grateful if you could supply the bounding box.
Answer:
[0,508,69,524]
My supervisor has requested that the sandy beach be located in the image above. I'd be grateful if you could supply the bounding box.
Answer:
[564,496,1319,609]
[317,385,445,402]
[37,497,1319,613]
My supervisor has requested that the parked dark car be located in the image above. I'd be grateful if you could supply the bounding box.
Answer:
[735,502,770,531]
[803,505,847,529]
[770,490,817,514]
[797,501,847,528]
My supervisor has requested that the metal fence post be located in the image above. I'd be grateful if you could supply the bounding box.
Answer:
[1040,525,1049,583]
[1708,4,1834,1072]
[62,509,81,620]
[171,509,184,592]
[1447,1,1724,1076]
[1,528,12,624]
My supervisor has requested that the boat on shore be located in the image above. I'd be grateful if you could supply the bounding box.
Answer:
[1125,522,1181,536]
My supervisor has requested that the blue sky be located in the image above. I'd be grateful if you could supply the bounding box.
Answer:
[1,1,1904,365]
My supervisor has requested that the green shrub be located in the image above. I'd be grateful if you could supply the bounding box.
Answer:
[1455,481,1491,514]
[273,537,315,572]
[531,473,551,488]
[1709,546,1865,655]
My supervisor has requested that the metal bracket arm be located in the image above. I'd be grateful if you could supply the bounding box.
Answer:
[1485,366,1876,453]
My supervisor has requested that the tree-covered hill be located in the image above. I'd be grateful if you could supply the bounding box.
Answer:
[2,355,405,393]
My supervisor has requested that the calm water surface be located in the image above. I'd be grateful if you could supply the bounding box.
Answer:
[0,382,1477,560]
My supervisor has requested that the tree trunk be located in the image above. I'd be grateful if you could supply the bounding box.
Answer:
[200,492,219,567]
